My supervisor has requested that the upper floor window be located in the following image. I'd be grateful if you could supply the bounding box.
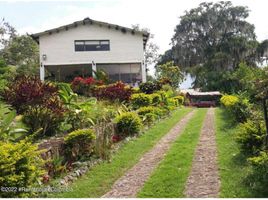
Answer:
[74,40,110,51]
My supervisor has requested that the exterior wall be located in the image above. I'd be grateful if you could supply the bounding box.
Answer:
[39,24,145,65]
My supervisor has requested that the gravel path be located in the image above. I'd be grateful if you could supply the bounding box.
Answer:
[102,109,196,198]
[184,108,220,198]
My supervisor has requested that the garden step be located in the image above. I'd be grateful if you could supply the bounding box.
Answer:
[184,108,220,197]
[102,109,196,198]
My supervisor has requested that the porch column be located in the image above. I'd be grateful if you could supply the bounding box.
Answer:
[40,62,45,81]
[92,61,97,78]
[141,61,146,83]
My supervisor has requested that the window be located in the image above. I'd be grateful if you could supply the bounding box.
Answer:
[74,40,110,51]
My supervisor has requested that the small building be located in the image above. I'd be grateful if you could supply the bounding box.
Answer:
[182,90,222,107]
[31,17,149,85]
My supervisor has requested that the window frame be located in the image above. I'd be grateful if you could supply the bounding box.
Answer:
[74,40,110,52]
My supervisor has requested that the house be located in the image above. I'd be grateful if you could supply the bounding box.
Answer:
[31,17,149,85]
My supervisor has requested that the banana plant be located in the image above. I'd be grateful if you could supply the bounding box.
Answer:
[57,83,78,108]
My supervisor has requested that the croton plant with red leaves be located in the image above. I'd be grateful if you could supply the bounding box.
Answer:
[93,81,133,102]
[71,76,103,95]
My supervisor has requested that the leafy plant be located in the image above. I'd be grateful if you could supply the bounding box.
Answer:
[22,104,65,137]
[93,81,133,102]
[64,129,96,161]
[248,151,268,179]
[45,155,67,178]
[173,95,184,105]
[139,81,161,94]
[236,119,266,155]
[137,106,158,125]
[0,103,27,142]
[220,94,251,122]
[0,140,45,197]
[71,76,103,95]
[130,93,152,109]
[57,82,78,107]
[1,75,58,113]
[114,112,142,137]
[150,93,161,105]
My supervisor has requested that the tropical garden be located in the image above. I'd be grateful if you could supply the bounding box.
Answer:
[1,1,268,198]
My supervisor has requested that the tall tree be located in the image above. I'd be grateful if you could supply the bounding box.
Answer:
[0,18,16,49]
[0,19,39,75]
[171,1,261,91]
[156,61,184,89]
[1,35,39,75]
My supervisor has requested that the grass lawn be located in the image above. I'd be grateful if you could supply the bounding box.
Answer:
[51,107,192,198]
[215,108,268,197]
[137,108,207,198]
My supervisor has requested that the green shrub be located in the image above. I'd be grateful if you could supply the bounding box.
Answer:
[173,95,184,105]
[0,140,44,197]
[156,91,168,104]
[114,112,142,137]
[248,151,268,179]
[220,94,251,122]
[236,119,266,155]
[23,104,65,137]
[139,81,161,94]
[130,93,152,109]
[167,98,178,107]
[64,129,96,161]
[149,93,161,105]
[220,95,239,107]
[137,106,158,125]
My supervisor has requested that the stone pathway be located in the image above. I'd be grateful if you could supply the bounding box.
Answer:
[184,108,220,197]
[102,109,196,198]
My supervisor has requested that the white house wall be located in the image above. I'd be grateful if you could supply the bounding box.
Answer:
[39,24,144,65]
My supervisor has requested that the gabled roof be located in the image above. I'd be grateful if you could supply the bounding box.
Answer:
[31,17,150,48]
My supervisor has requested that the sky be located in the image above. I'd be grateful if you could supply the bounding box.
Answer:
[1,0,268,88]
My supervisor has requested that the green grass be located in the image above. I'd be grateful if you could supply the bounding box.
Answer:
[215,108,268,197]
[137,108,208,198]
[51,107,192,197]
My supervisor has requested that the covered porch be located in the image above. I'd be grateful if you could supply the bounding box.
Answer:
[41,62,145,85]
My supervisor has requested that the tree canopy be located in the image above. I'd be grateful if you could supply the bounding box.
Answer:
[156,61,184,89]
[0,19,39,75]
[168,1,268,92]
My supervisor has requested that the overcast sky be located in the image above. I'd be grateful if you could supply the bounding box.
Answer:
[1,0,268,88]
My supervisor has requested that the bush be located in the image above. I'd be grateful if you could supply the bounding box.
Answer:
[220,94,251,122]
[130,93,152,109]
[220,95,239,107]
[64,129,96,161]
[0,140,44,197]
[248,151,268,179]
[23,102,65,137]
[139,81,161,94]
[173,95,184,105]
[71,76,103,95]
[114,112,142,137]
[150,93,161,105]
[137,106,158,125]
[93,82,133,102]
[1,75,58,113]
[236,119,266,155]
